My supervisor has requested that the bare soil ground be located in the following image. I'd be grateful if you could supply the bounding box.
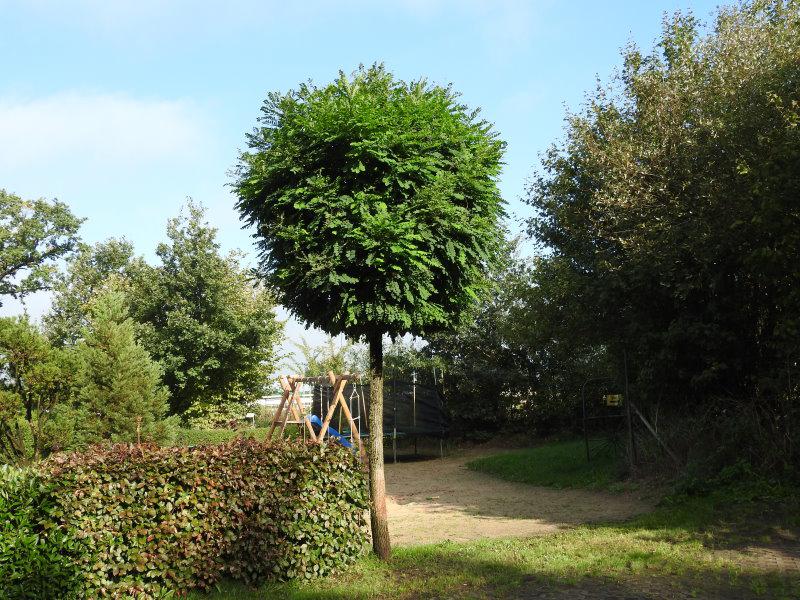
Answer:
[384,450,654,546]
[382,450,799,598]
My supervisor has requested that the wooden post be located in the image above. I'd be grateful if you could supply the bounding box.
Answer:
[269,377,293,439]
[334,381,367,463]
[630,401,680,465]
[268,371,365,463]
[624,349,636,470]
[315,371,367,463]
[288,378,317,440]
[317,371,347,443]
[280,379,299,437]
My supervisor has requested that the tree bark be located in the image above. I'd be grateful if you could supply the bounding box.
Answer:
[368,332,391,559]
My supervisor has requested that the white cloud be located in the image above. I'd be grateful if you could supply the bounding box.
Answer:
[0,92,209,169]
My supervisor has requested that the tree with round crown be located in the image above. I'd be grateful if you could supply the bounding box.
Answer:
[233,64,505,558]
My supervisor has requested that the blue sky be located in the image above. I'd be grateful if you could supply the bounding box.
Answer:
[0,0,719,360]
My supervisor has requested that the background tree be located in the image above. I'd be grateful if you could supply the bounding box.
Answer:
[418,240,610,439]
[233,64,505,557]
[425,244,536,435]
[75,290,175,444]
[0,317,81,462]
[129,202,282,416]
[526,0,800,472]
[0,190,83,305]
[380,339,439,381]
[288,336,353,377]
[44,238,134,345]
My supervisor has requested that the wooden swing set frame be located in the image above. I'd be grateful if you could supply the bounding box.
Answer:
[267,371,367,464]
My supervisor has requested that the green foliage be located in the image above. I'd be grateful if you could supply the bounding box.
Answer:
[381,339,439,381]
[425,245,536,433]
[525,0,800,471]
[0,189,83,305]
[288,336,354,377]
[172,427,273,446]
[75,290,176,444]
[233,64,506,340]
[0,466,78,599]
[0,317,81,462]
[128,202,283,415]
[182,400,254,429]
[466,440,624,490]
[24,440,367,598]
[423,242,600,435]
[44,238,134,346]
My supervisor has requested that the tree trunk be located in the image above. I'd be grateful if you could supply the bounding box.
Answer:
[368,332,391,559]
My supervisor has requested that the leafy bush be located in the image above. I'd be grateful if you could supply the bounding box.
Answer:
[0,466,78,599]
[0,317,81,462]
[252,406,277,428]
[1,440,367,599]
[172,427,274,446]
[182,399,257,429]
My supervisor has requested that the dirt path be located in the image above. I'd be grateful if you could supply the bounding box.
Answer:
[384,451,654,546]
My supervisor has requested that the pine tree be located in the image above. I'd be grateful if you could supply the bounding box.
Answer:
[76,290,175,444]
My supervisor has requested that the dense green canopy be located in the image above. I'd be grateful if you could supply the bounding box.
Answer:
[129,203,282,415]
[0,190,83,305]
[233,64,506,340]
[44,238,134,346]
[527,1,800,405]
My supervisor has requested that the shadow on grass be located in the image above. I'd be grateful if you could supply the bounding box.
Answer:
[191,462,800,600]
[192,529,800,600]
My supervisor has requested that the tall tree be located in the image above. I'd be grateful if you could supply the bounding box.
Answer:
[526,1,800,469]
[233,64,505,557]
[44,238,134,345]
[76,290,175,444]
[129,202,282,415]
[0,190,83,305]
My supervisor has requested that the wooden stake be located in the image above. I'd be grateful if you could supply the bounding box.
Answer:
[268,378,293,439]
[316,371,346,443]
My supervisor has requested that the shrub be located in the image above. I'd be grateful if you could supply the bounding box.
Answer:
[182,399,255,429]
[0,466,78,599]
[40,439,367,598]
[0,317,80,462]
[172,427,273,446]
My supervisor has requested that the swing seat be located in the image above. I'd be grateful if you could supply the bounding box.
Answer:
[308,415,354,449]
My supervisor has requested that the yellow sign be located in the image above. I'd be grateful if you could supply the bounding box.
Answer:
[604,394,623,407]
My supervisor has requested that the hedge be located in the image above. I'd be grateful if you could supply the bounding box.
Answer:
[0,439,368,599]
[0,466,79,599]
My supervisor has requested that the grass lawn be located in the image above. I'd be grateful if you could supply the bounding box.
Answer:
[191,494,799,599]
[190,440,800,599]
[465,439,625,490]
